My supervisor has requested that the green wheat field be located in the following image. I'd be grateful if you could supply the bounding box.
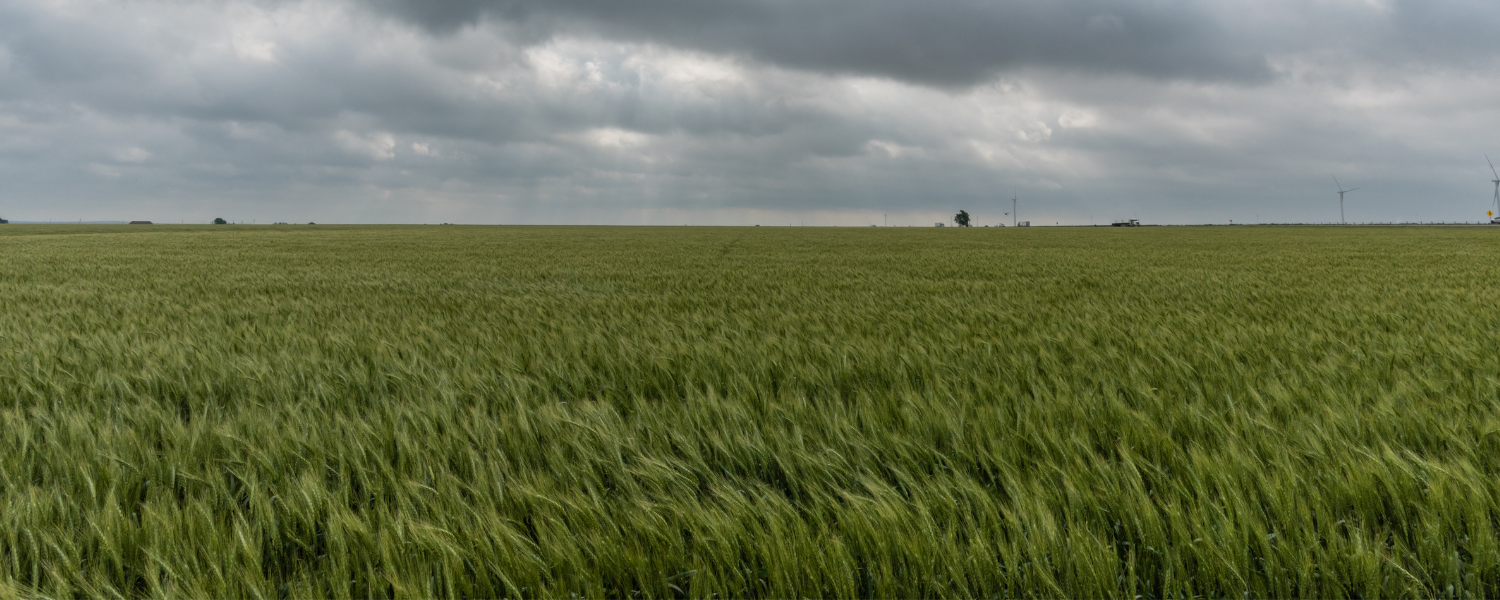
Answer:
[3,224,1500,598]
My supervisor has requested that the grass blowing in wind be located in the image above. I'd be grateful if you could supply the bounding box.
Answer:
[2,224,1500,597]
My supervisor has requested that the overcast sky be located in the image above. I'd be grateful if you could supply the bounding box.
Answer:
[2,0,1499,225]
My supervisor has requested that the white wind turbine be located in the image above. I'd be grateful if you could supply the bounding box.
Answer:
[1007,189,1017,227]
[1487,155,1500,224]
[1334,176,1359,225]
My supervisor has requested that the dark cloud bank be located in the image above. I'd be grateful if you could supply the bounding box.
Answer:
[374,0,1273,86]
[1,0,1499,225]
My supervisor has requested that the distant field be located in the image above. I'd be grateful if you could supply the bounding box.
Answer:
[4,224,1500,597]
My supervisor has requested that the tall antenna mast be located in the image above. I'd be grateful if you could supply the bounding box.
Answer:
[1333,176,1359,225]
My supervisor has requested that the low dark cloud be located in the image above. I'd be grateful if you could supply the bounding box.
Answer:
[372,0,1273,87]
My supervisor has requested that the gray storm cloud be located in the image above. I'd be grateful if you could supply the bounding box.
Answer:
[1,0,1499,225]
[369,0,1274,86]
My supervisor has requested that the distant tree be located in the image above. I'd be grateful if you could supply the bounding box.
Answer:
[954,210,971,227]
[213,217,227,224]
[0,217,7,224]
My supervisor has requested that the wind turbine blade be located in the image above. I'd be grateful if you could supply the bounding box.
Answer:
[1489,154,1499,179]
[1348,188,1360,192]
[1333,175,1343,191]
